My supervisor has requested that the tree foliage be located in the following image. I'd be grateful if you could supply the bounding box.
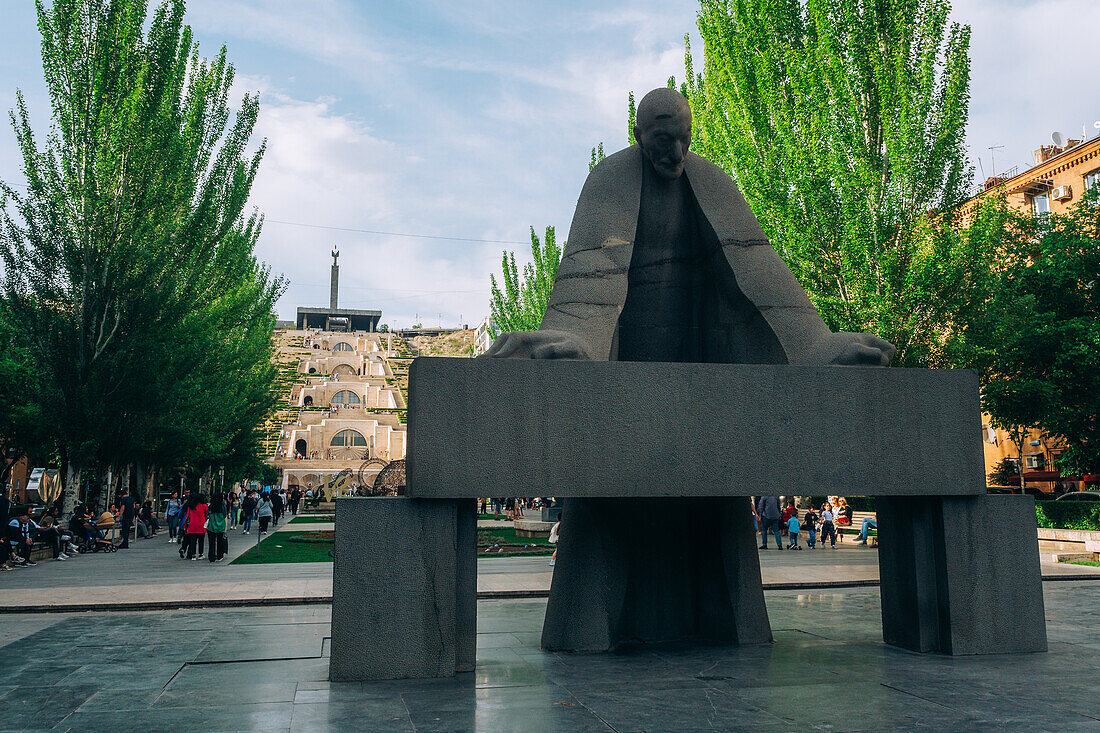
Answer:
[0,0,284,508]
[951,192,1100,475]
[489,226,562,334]
[678,0,984,366]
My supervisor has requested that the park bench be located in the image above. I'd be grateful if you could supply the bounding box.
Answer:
[837,510,877,545]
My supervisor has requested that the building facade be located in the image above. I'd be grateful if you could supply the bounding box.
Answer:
[271,329,407,499]
[969,133,1100,493]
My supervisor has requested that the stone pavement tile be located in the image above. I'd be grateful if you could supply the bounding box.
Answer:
[52,701,294,732]
[471,646,551,689]
[401,684,614,733]
[566,677,795,733]
[54,662,182,691]
[726,679,982,731]
[476,630,524,649]
[193,624,326,662]
[165,657,329,690]
[289,699,412,732]
[75,689,163,711]
[154,682,300,707]
[2,684,98,732]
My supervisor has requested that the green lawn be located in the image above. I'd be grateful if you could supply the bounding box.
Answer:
[231,526,553,564]
[231,530,334,564]
[289,515,334,524]
[1063,559,1100,568]
[477,527,553,557]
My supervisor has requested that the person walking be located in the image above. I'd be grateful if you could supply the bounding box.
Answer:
[117,488,136,549]
[548,519,560,568]
[271,490,284,526]
[183,494,208,560]
[803,506,819,549]
[165,492,182,543]
[241,491,256,535]
[206,492,229,563]
[256,492,273,536]
[756,495,783,550]
[819,502,838,548]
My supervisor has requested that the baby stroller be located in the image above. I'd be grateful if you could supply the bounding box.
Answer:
[86,512,118,553]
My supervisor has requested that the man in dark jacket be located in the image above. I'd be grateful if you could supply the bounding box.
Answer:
[756,496,783,550]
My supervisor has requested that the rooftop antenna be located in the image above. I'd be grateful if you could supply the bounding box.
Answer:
[988,145,1004,177]
[1051,131,1068,148]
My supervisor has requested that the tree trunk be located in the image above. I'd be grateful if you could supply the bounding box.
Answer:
[62,462,82,516]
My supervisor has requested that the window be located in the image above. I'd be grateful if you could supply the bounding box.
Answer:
[333,342,353,352]
[1031,193,1051,217]
[330,390,361,405]
[1024,454,1044,470]
[1085,169,1100,191]
[330,429,367,447]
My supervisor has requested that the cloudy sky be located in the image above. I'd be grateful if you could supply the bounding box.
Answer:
[1,0,1098,327]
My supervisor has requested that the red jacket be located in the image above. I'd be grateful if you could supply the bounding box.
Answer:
[186,504,208,534]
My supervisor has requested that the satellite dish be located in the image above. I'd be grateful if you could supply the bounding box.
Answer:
[1094,121,1100,130]
[1051,131,1067,147]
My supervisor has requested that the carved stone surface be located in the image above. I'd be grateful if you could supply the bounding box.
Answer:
[329,497,475,680]
[877,494,1047,655]
[406,358,985,499]
[542,496,771,651]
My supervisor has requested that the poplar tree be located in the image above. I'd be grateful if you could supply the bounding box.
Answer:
[0,0,283,511]
[683,0,987,366]
[489,226,562,334]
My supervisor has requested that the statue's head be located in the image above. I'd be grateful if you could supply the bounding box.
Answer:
[633,87,692,180]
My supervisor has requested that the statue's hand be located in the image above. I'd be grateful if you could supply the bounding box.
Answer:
[805,332,896,366]
[481,330,593,360]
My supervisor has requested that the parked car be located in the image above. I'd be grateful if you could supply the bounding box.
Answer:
[1054,492,1100,502]
[986,486,1049,500]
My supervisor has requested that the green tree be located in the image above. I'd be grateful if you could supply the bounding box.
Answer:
[679,0,983,366]
[489,226,563,333]
[0,314,51,493]
[0,0,283,511]
[953,192,1100,476]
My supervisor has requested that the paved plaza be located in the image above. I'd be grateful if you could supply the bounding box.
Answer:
[3,521,1098,611]
[2,583,1099,731]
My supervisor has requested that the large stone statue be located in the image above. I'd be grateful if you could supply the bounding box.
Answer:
[331,89,1046,679]
[485,88,895,652]
[486,88,894,367]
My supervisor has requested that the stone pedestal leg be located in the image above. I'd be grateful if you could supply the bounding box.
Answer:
[330,497,476,680]
[877,494,1047,655]
[541,497,771,651]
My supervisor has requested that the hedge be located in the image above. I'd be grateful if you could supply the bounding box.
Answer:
[1035,501,1100,532]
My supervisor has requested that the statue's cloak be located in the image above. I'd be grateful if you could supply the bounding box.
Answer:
[540,145,829,363]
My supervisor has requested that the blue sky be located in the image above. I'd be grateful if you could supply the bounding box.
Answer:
[1,0,1098,327]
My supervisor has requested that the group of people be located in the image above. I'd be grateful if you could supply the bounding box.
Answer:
[754,496,858,550]
[1,489,150,569]
[480,497,553,521]
[164,488,290,561]
[2,503,82,569]
[1,483,296,570]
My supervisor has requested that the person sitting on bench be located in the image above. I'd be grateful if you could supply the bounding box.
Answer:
[856,515,878,545]
[7,507,39,566]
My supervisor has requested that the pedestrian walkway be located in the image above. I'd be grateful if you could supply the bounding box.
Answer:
[2,531,1097,612]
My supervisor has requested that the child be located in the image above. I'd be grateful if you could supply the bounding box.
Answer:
[803,506,818,549]
[786,511,802,550]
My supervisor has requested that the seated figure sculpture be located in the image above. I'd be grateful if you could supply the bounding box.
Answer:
[485,88,896,652]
